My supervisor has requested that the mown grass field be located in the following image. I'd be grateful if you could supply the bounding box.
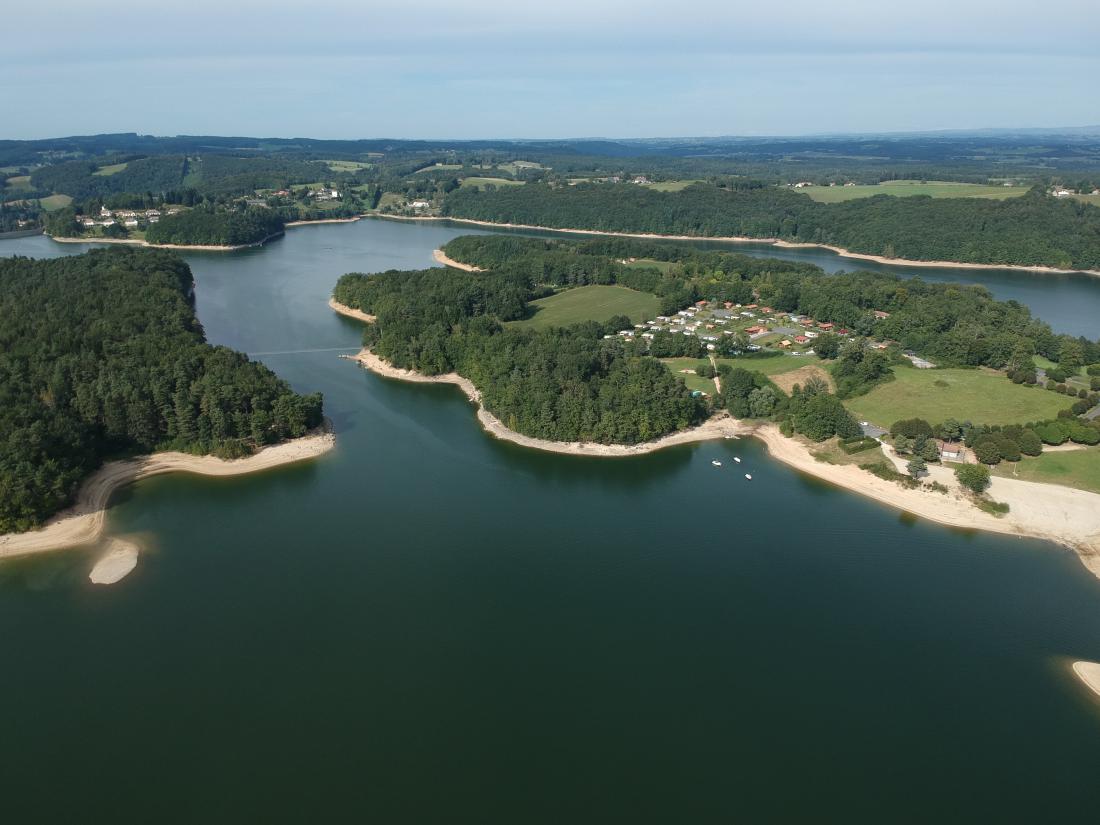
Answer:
[659,358,716,394]
[497,161,543,175]
[459,177,524,189]
[641,180,701,192]
[799,179,1029,203]
[714,354,817,377]
[1071,193,1100,206]
[414,163,461,174]
[92,162,128,176]
[843,367,1071,426]
[324,160,371,172]
[39,194,73,211]
[992,448,1100,494]
[511,285,660,329]
[4,175,32,190]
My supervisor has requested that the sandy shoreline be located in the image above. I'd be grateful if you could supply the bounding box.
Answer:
[49,231,285,252]
[286,217,362,227]
[0,427,335,561]
[432,248,483,271]
[372,214,1100,278]
[329,297,376,323]
[1072,661,1100,701]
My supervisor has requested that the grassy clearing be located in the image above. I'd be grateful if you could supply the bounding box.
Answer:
[376,192,405,210]
[800,180,1029,203]
[1071,193,1100,206]
[497,161,543,175]
[622,257,679,273]
[843,367,1071,426]
[39,194,73,211]
[641,180,701,192]
[660,358,716,394]
[511,285,660,329]
[992,448,1100,494]
[92,162,129,176]
[459,177,524,189]
[324,160,371,172]
[4,175,32,190]
[414,163,461,174]
[810,437,886,467]
[714,354,817,377]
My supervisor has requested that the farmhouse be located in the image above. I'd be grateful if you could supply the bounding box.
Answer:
[794,335,810,344]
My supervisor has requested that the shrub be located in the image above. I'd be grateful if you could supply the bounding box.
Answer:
[956,463,991,493]
[839,436,880,454]
[973,439,1002,465]
[1016,429,1043,456]
[890,417,933,439]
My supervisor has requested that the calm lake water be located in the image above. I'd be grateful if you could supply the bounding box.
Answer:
[2,221,1100,823]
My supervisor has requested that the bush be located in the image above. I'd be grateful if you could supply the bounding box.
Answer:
[1046,368,1067,383]
[956,464,991,493]
[972,439,1003,464]
[839,436,880,454]
[1016,429,1043,456]
[1087,365,1100,376]
[996,436,1021,462]
[890,417,933,439]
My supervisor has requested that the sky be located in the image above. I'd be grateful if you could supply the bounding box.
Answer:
[6,0,1099,140]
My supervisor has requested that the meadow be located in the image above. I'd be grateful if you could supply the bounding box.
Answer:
[92,162,129,176]
[992,448,1100,494]
[799,179,1029,203]
[459,177,525,189]
[659,358,716,394]
[511,285,660,329]
[843,367,1071,426]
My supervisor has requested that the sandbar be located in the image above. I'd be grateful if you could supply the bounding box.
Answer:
[1072,661,1100,701]
[88,539,140,585]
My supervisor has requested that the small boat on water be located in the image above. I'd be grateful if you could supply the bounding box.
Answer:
[733,457,741,463]
[711,460,722,467]
[744,473,753,480]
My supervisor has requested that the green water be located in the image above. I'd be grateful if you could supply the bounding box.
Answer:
[2,221,1100,823]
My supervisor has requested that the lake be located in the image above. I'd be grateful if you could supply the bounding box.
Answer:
[2,220,1099,823]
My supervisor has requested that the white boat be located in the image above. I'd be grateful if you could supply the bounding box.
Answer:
[733,457,741,463]
[744,473,752,480]
[711,460,722,467]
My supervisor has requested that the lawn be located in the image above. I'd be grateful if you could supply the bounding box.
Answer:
[660,358,716,394]
[497,161,543,175]
[414,163,462,174]
[1071,193,1100,206]
[799,180,1029,203]
[92,162,129,176]
[459,177,524,189]
[843,367,1071,427]
[642,180,701,192]
[992,448,1100,494]
[511,285,660,329]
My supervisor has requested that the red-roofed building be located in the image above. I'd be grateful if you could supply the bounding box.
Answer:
[745,325,768,335]
[794,335,810,344]
[817,322,834,330]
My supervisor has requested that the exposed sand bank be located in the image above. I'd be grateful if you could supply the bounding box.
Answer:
[1072,661,1100,701]
[373,215,1100,278]
[0,427,335,561]
[432,248,484,271]
[285,217,362,227]
[49,232,285,252]
[88,538,140,585]
[329,297,376,323]
[349,347,751,455]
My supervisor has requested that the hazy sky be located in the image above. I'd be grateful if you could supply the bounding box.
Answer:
[6,0,1098,139]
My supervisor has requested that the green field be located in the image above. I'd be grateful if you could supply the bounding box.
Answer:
[38,194,73,211]
[92,162,128,176]
[414,163,461,174]
[1071,193,1100,206]
[843,367,1071,427]
[511,285,660,329]
[497,161,543,175]
[324,160,371,172]
[459,177,524,189]
[622,257,679,273]
[4,175,32,190]
[660,358,716,394]
[714,354,816,376]
[799,180,1029,203]
[992,448,1100,494]
[641,180,701,192]
[376,192,405,210]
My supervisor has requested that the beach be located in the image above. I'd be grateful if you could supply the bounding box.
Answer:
[432,248,483,271]
[0,427,335,560]
[49,231,285,252]
[1072,661,1100,701]
[329,296,376,323]
[373,214,1100,278]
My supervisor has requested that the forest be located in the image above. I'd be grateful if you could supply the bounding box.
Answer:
[442,183,1100,270]
[441,234,1099,370]
[144,207,285,246]
[332,268,707,444]
[0,248,323,533]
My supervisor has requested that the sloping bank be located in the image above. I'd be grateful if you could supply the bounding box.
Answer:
[375,214,1100,278]
[0,426,335,560]
[332,298,1100,578]
[48,232,285,252]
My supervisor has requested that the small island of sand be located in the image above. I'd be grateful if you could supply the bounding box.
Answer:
[1072,661,1100,702]
[88,539,141,585]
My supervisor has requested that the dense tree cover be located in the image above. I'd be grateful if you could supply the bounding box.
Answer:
[333,268,706,444]
[443,183,1100,270]
[0,203,42,232]
[0,248,323,532]
[31,156,189,200]
[144,207,285,246]
[444,234,1098,369]
[782,382,862,442]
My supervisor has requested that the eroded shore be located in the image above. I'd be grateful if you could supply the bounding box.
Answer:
[0,427,335,560]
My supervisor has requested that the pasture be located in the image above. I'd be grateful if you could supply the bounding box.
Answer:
[511,285,660,329]
[659,358,716,394]
[992,448,1100,494]
[843,367,1071,427]
[459,177,525,189]
[799,180,1029,203]
[92,162,129,176]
